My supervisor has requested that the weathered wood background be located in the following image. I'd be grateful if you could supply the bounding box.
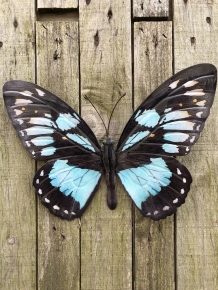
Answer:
[0,0,218,289]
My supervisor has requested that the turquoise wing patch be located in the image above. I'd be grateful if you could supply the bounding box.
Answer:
[33,156,102,220]
[117,155,192,220]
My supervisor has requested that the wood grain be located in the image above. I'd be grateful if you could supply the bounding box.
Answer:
[174,1,218,289]
[134,21,174,290]
[0,1,36,289]
[79,1,133,289]
[36,21,80,290]
[1,0,218,289]
[38,0,78,9]
[133,0,169,18]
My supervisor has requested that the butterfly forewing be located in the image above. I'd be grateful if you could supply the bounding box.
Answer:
[117,63,217,156]
[3,81,101,160]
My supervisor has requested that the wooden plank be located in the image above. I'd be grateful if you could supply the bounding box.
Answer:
[133,0,169,18]
[134,22,174,290]
[174,1,218,289]
[79,1,132,289]
[0,1,36,289]
[36,21,80,290]
[38,0,78,9]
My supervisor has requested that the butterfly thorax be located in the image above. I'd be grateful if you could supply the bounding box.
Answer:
[102,137,117,210]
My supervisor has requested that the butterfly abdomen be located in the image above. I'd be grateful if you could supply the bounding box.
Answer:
[102,138,117,210]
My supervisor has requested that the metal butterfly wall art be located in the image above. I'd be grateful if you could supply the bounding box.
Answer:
[3,63,217,221]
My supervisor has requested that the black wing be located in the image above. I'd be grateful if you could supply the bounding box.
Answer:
[116,63,217,220]
[3,81,103,220]
[3,80,101,160]
[34,155,102,220]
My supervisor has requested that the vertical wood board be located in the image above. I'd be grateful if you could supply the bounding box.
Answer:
[174,1,218,289]
[79,1,133,289]
[36,21,80,290]
[0,1,36,289]
[134,21,174,290]
[133,0,169,18]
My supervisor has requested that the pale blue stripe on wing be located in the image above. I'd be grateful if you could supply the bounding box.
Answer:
[56,113,80,131]
[122,131,150,151]
[67,133,95,152]
[164,132,189,143]
[135,109,160,128]
[31,136,54,146]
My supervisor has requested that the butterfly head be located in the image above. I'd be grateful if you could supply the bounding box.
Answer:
[103,137,114,145]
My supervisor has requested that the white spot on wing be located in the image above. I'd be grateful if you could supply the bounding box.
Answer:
[183,178,186,183]
[25,126,55,135]
[20,91,33,96]
[21,131,24,136]
[196,100,206,107]
[17,119,24,124]
[169,79,180,89]
[71,212,76,215]
[35,88,45,96]
[40,170,44,176]
[164,108,172,113]
[163,206,170,211]
[181,189,185,194]
[26,141,31,147]
[190,136,195,143]
[45,113,52,118]
[146,212,151,216]
[196,112,203,117]
[154,210,159,215]
[53,205,60,210]
[38,189,42,195]
[41,147,56,156]
[160,110,190,124]
[177,168,182,175]
[45,198,50,203]
[184,89,205,96]
[64,210,69,214]
[14,109,23,115]
[173,198,178,204]
[183,80,198,88]
[186,147,189,152]
[36,179,39,184]
[15,99,33,104]
[28,118,56,128]
[196,125,201,131]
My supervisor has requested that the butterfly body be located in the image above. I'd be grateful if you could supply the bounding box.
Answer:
[3,63,217,221]
[102,137,117,210]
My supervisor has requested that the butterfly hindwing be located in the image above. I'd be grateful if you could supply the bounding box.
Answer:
[117,153,192,220]
[3,80,101,160]
[117,63,217,156]
[34,155,102,220]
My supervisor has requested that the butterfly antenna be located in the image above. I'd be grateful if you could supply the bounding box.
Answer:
[84,95,109,136]
[107,93,126,136]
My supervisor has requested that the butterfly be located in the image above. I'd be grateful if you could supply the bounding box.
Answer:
[3,63,217,221]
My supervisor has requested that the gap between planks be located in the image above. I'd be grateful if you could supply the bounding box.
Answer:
[37,9,79,21]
